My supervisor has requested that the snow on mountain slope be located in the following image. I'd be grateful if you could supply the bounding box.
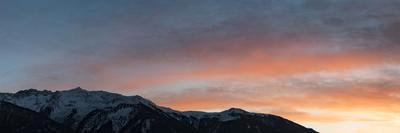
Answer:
[77,104,138,133]
[181,108,266,121]
[0,87,154,129]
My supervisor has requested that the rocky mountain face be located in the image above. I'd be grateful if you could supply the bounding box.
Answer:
[0,101,72,133]
[0,87,318,133]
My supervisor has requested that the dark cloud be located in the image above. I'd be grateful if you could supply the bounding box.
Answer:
[382,21,400,44]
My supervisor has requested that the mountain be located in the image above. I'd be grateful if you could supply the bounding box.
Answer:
[0,87,318,133]
[0,101,72,133]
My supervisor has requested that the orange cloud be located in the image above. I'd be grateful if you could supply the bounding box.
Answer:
[150,76,400,124]
[114,48,390,90]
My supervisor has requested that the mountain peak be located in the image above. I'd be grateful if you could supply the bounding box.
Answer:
[16,88,39,93]
[222,108,248,114]
[15,88,52,96]
[70,87,86,91]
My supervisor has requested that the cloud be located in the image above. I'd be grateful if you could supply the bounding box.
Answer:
[148,65,400,124]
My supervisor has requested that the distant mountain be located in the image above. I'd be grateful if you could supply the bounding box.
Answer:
[0,87,318,133]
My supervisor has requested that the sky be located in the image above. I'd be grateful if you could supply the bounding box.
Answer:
[1,0,400,132]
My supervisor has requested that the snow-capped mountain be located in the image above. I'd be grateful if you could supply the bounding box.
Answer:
[0,87,154,129]
[0,87,318,133]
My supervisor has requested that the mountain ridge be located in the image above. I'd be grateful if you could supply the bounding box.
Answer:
[0,87,318,133]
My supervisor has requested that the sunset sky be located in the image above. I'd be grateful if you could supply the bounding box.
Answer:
[1,0,400,132]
